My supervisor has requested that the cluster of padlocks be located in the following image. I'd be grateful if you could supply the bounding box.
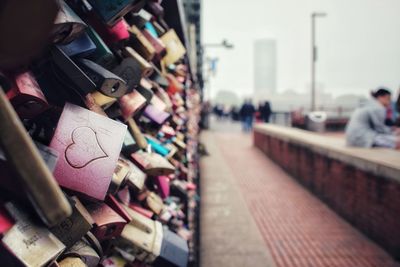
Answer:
[0,1,201,266]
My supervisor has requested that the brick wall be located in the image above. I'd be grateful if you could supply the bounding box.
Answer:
[254,131,400,260]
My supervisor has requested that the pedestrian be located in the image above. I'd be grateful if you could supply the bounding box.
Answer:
[256,102,264,122]
[345,88,400,149]
[261,101,272,123]
[394,89,400,126]
[239,99,256,132]
[213,104,223,120]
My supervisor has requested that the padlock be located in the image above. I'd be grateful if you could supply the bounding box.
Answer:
[86,27,117,69]
[128,203,154,219]
[145,191,164,215]
[122,130,141,156]
[145,135,170,157]
[160,125,176,139]
[153,228,189,267]
[117,186,131,206]
[144,22,159,38]
[158,209,173,224]
[112,58,142,93]
[130,151,175,176]
[50,103,127,200]
[170,180,190,200]
[105,195,132,223]
[164,144,178,160]
[62,239,100,267]
[173,135,187,151]
[151,21,167,37]
[50,45,97,96]
[32,53,87,107]
[171,116,185,129]
[58,32,97,58]
[6,71,49,119]
[151,94,168,112]
[0,206,14,237]
[143,104,171,125]
[122,157,147,193]
[77,58,128,97]
[91,91,117,110]
[83,93,110,117]
[142,29,167,60]
[51,1,87,45]
[155,176,170,200]
[50,196,94,248]
[152,83,173,112]
[171,92,185,109]
[149,65,169,88]
[160,29,187,66]
[137,79,154,104]
[58,257,86,267]
[109,156,146,195]
[101,255,129,267]
[166,74,184,95]
[1,202,66,267]
[125,9,152,29]
[178,225,194,241]
[119,90,147,120]
[170,64,188,78]
[118,207,189,267]
[146,1,165,18]
[89,17,130,46]
[128,25,156,61]
[87,0,146,26]
[117,206,163,263]
[122,47,154,77]
[86,202,127,241]
[109,158,131,195]
[126,118,148,150]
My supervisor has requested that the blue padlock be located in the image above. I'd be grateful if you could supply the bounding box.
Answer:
[58,32,96,57]
[87,0,145,26]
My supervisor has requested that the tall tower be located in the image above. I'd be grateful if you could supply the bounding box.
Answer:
[253,39,277,97]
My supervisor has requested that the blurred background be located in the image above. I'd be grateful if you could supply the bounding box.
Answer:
[202,0,400,122]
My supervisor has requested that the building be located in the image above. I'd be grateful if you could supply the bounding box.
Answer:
[253,39,277,98]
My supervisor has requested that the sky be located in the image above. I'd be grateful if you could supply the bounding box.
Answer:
[201,0,400,98]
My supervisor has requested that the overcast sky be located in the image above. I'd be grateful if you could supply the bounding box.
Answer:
[202,0,400,98]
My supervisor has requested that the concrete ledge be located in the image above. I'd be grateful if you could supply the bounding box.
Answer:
[254,124,400,260]
[254,124,400,182]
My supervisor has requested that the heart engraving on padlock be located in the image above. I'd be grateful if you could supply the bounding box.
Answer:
[65,126,108,168]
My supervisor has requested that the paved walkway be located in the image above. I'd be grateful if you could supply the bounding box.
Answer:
[200,121,399,267]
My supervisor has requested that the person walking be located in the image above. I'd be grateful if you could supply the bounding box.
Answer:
[394,89,400,126]
[346,88,400,149]
[240,99,256,132]
[261,101,272,123]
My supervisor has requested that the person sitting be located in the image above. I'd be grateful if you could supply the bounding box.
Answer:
[345,88,400,149]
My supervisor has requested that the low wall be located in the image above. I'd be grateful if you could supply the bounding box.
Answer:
[254,124,400,259]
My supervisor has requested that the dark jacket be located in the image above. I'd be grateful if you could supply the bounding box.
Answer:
[240,103,256,118]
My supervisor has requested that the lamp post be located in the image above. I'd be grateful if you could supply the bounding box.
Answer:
[203,39,234,50]
[202,39,234,101]
[311,12,327,112]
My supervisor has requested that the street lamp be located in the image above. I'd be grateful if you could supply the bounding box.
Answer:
[311,12,327,112]
[202,39,234,50]
[202,39,234,101]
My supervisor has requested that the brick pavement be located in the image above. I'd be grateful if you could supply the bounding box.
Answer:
[200,130,275,267]
[200,122,400,267]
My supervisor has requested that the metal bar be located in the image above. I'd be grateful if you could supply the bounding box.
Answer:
[0,88,72,226]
